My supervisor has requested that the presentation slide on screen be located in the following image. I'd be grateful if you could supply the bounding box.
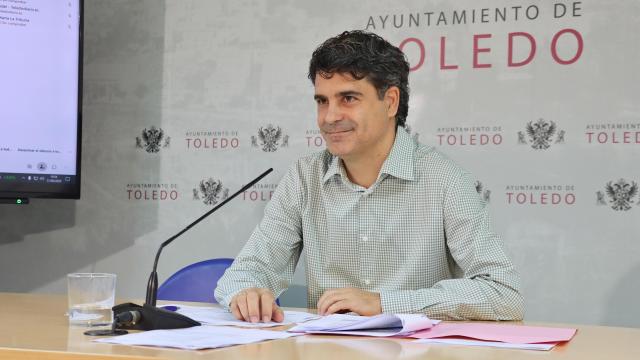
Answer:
[0,0,79,176]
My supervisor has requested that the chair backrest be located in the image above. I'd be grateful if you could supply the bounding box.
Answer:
[157,258,234,303]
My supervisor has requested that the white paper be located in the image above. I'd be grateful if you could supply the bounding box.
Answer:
[162,304,319,328]
[94,325,302,350]
[414,338,556,351]
[288,313,436,337]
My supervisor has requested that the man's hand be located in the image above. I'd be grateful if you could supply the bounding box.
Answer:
[230,288,284,323]
[317,288,382,316]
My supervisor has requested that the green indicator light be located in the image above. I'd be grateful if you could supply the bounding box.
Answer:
[16,199,22,204]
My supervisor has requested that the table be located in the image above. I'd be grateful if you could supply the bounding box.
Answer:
[0,292,638,359]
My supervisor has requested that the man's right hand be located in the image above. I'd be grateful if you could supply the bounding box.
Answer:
[229,288,284,323]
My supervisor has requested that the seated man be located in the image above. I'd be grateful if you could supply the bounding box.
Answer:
[215,30,524,323]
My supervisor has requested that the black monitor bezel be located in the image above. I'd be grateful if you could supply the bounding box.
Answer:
[0,0,83,200]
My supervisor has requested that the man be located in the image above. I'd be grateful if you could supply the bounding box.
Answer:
[215,30,524,323]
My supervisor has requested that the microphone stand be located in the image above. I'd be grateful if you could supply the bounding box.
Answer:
[87,168,273,335]
[145,168,273,306]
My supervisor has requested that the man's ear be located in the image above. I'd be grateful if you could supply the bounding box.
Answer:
[384,86,400,118]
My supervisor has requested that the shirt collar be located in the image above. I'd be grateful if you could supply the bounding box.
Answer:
[322,127,416,184]
[322,152,342,183]
[379,127,415,181]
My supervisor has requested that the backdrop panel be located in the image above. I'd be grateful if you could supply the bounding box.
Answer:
[0,0,638,327]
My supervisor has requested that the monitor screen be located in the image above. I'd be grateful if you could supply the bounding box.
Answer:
[0,0,82,200]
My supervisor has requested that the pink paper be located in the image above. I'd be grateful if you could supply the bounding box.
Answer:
[410,322,576,344]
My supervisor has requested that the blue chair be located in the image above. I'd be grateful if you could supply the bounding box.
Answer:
[157,258,234,303]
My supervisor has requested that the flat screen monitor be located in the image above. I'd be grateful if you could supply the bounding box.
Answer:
[0,0,83,202]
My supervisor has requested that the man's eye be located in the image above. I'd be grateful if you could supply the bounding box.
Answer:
[315,98,327,105]
[343,96,356,103]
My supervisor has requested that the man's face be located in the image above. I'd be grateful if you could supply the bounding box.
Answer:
[314,72,396,160]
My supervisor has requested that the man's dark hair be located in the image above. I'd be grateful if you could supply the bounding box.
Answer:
[308,30,410,128]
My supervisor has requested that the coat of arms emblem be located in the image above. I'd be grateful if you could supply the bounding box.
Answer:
[135,126,170,153]
[603,179,638,211]
[251,124,288,152]
[404,124,420,142]
[518,119,564,150]
[192,178,229,206]
[475,180,491,203]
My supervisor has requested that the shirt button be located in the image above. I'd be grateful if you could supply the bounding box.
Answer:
[361,236,368,242]
[364,279,371,285]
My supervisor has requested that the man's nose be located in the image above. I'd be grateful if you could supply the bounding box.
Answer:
[323,102,343,124]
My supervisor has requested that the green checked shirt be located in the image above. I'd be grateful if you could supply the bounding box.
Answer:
[215,128,524,320]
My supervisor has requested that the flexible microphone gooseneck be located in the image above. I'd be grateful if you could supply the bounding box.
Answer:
[87,168,273,336]
[145,167,273,306]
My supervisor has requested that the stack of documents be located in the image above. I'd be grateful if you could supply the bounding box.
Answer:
[288,313,436,337]
[93,305,577,352]
[95,325,301,350]
[95,304,318,350]
[162,304,319,328]
[410,322,577,351]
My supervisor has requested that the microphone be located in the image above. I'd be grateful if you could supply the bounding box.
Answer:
[115,310,141,326]
[83,310,140,336]
[95,168,274,335]
[145,167,273,306]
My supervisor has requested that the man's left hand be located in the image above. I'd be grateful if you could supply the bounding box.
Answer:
[317,288,382,316]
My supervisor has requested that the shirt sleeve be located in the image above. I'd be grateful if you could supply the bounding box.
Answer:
[379,169,524,320]
[214,164,304,308]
